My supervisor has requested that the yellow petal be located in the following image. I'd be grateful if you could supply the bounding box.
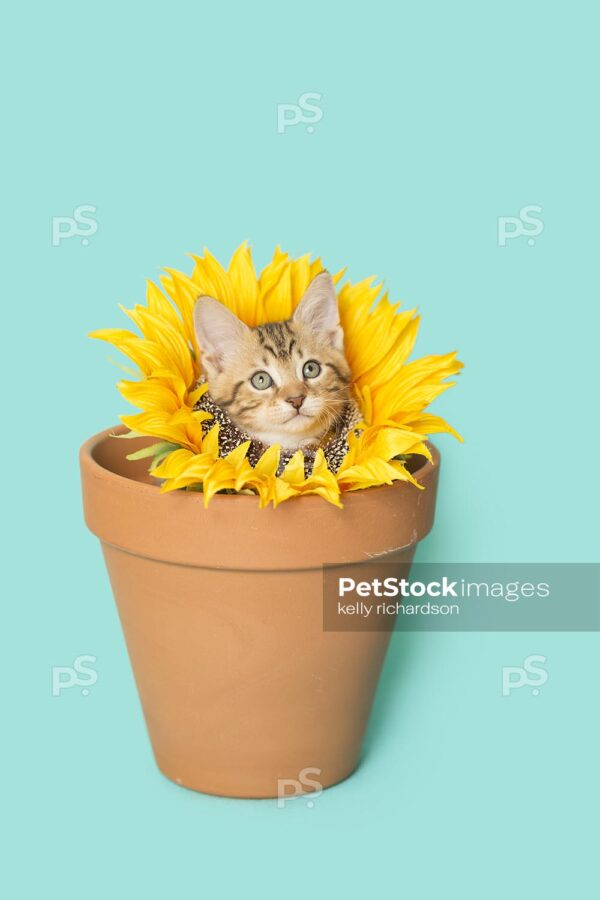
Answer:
[282,450,305,485]
[253,444,281,478]
[202,424,220,457]
[228,242,259,325]
[225,440,252,468]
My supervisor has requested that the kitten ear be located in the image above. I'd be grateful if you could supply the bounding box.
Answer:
[293,271,344,351]
[193,296,249,374]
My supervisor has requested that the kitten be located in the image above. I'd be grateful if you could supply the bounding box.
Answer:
[193,272,352,450]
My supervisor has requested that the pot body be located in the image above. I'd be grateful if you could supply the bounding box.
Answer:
[81,427,440,798]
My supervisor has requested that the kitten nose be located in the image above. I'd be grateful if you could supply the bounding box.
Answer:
[286,394,306,411]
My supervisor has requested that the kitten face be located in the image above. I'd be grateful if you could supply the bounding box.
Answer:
[193,272,352,449]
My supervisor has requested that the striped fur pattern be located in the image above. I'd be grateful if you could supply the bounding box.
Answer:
[193,272,353,450]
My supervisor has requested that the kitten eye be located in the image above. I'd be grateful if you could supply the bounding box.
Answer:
[250,370,273,390]
[302,360,321,379]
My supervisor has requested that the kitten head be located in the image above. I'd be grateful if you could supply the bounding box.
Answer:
[193,272,352,449]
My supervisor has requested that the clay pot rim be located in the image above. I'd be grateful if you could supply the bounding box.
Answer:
[80,425,440,505]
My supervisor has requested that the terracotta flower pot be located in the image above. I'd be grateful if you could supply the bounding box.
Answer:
[80,426,440,798]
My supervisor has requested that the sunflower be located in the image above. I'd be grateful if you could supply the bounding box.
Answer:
[91,243,462,507]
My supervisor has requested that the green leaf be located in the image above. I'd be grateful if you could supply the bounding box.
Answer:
[126,441,179,461]
[111,429,144,440]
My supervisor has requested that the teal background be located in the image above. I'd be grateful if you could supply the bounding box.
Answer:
[3,1,598,897]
